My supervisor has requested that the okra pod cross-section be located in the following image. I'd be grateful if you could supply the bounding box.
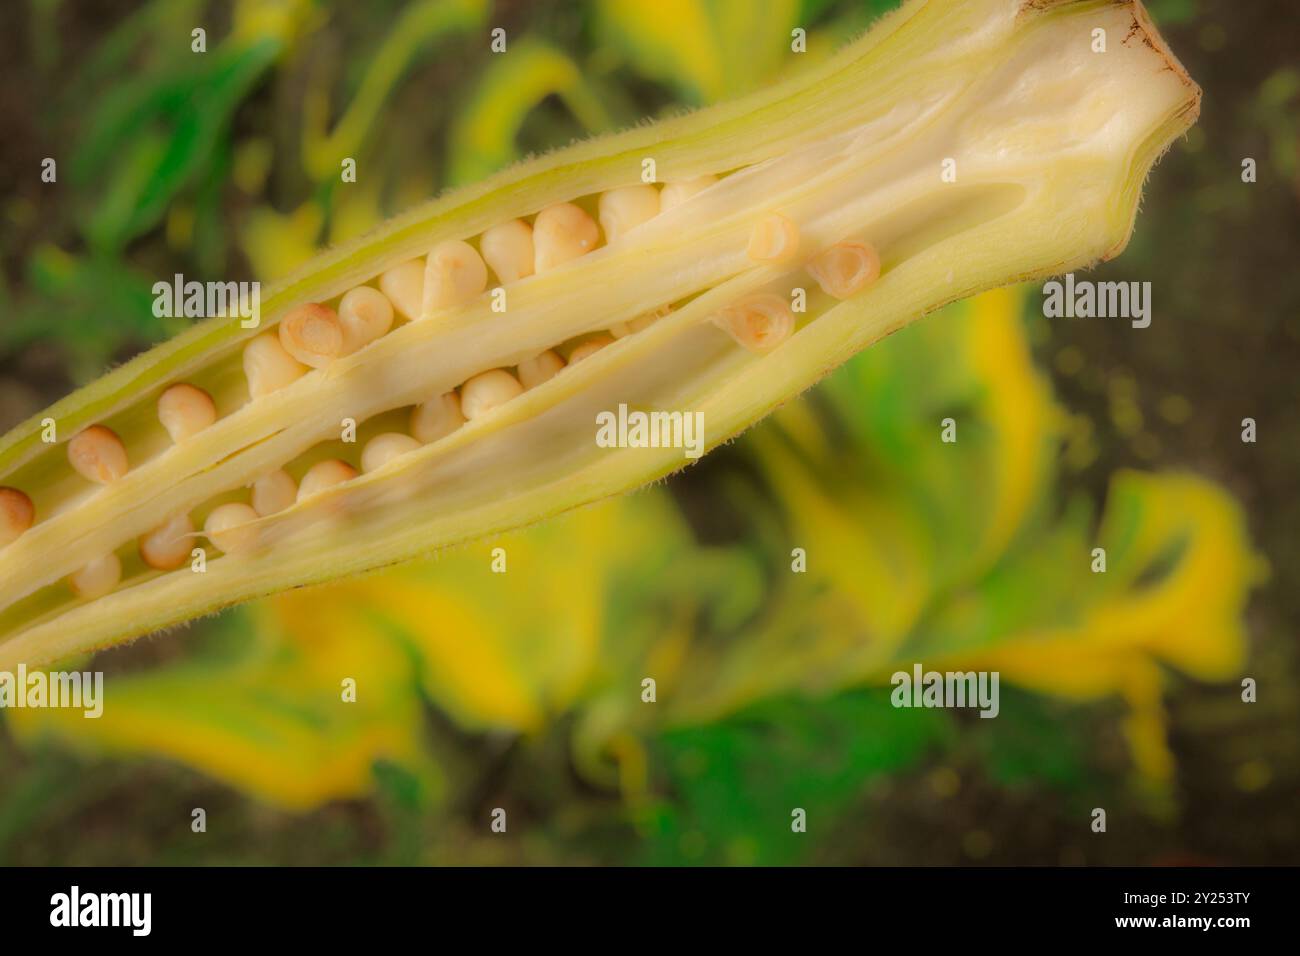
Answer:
[0,0,1200,668]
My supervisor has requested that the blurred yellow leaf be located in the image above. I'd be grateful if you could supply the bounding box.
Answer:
[595,0,802,103]
[944,469,1261,781]
[328,178,386,246]
[447,39,615,184]
[272,491,697,735]
[241,200,324,280]
[8,608,435,810]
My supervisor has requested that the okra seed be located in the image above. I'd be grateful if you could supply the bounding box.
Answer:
[204,502,260,555]
[714,293,795,353]
[659,175,718,211]
[158,383,217,443]
[0,487,35,547]
[533,202,601,273]
[67,425,129,484]
[410,392,466,443]
[808,240,881,299]
[338,286,395,353]
[70,553,121,600]
[251,469,298,516]
[598,185,660,243]
[362,433,422,473]
[460,369,524,420]
[480,219,535,284]
[298,460,358,501]
[517,350,565,389]
[244,332,307,399]
[424,239,489,312]
[139,512,195,570]
[746,212,800,263]
[568,335,616,364]
[378,259,426,321]
[279,303,344,369]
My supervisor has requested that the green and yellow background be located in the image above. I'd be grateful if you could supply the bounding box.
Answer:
[0,0,1295,865]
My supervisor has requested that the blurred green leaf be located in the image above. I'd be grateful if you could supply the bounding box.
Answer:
[59,0,205,111]
[1145,0,1199,25]
[12,245,183,379]
[301,0,489,182]
[646,689,949,864]
[971,690,1085,789]
[75,37,281,252]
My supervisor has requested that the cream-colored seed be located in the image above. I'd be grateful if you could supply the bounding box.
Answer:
[244,332,307,399]
[70,553,121,600]
[609,305,670,339]
[251,469,298,516]
[67,425,129,484]
[0,487,35,547]
[533,202,600,273]
[338,286,395,353]
[568,335,615,364]
[517,350,565,389]
[460,369,524,420]
[204,502,260,555]
[378,259,426,320]
[279,302,344,368]
[659,174,718,211]
[424,239,489,312]
[480,219,535,284]
[714,293,796,353]
[298,459,358,501]
[362,433,422,473]
[746,212,800,263]
[807,240,882,299]
[597,185,660,243]
[410,392,466,443]
[139,512,195,570]
[158,383,217,443]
